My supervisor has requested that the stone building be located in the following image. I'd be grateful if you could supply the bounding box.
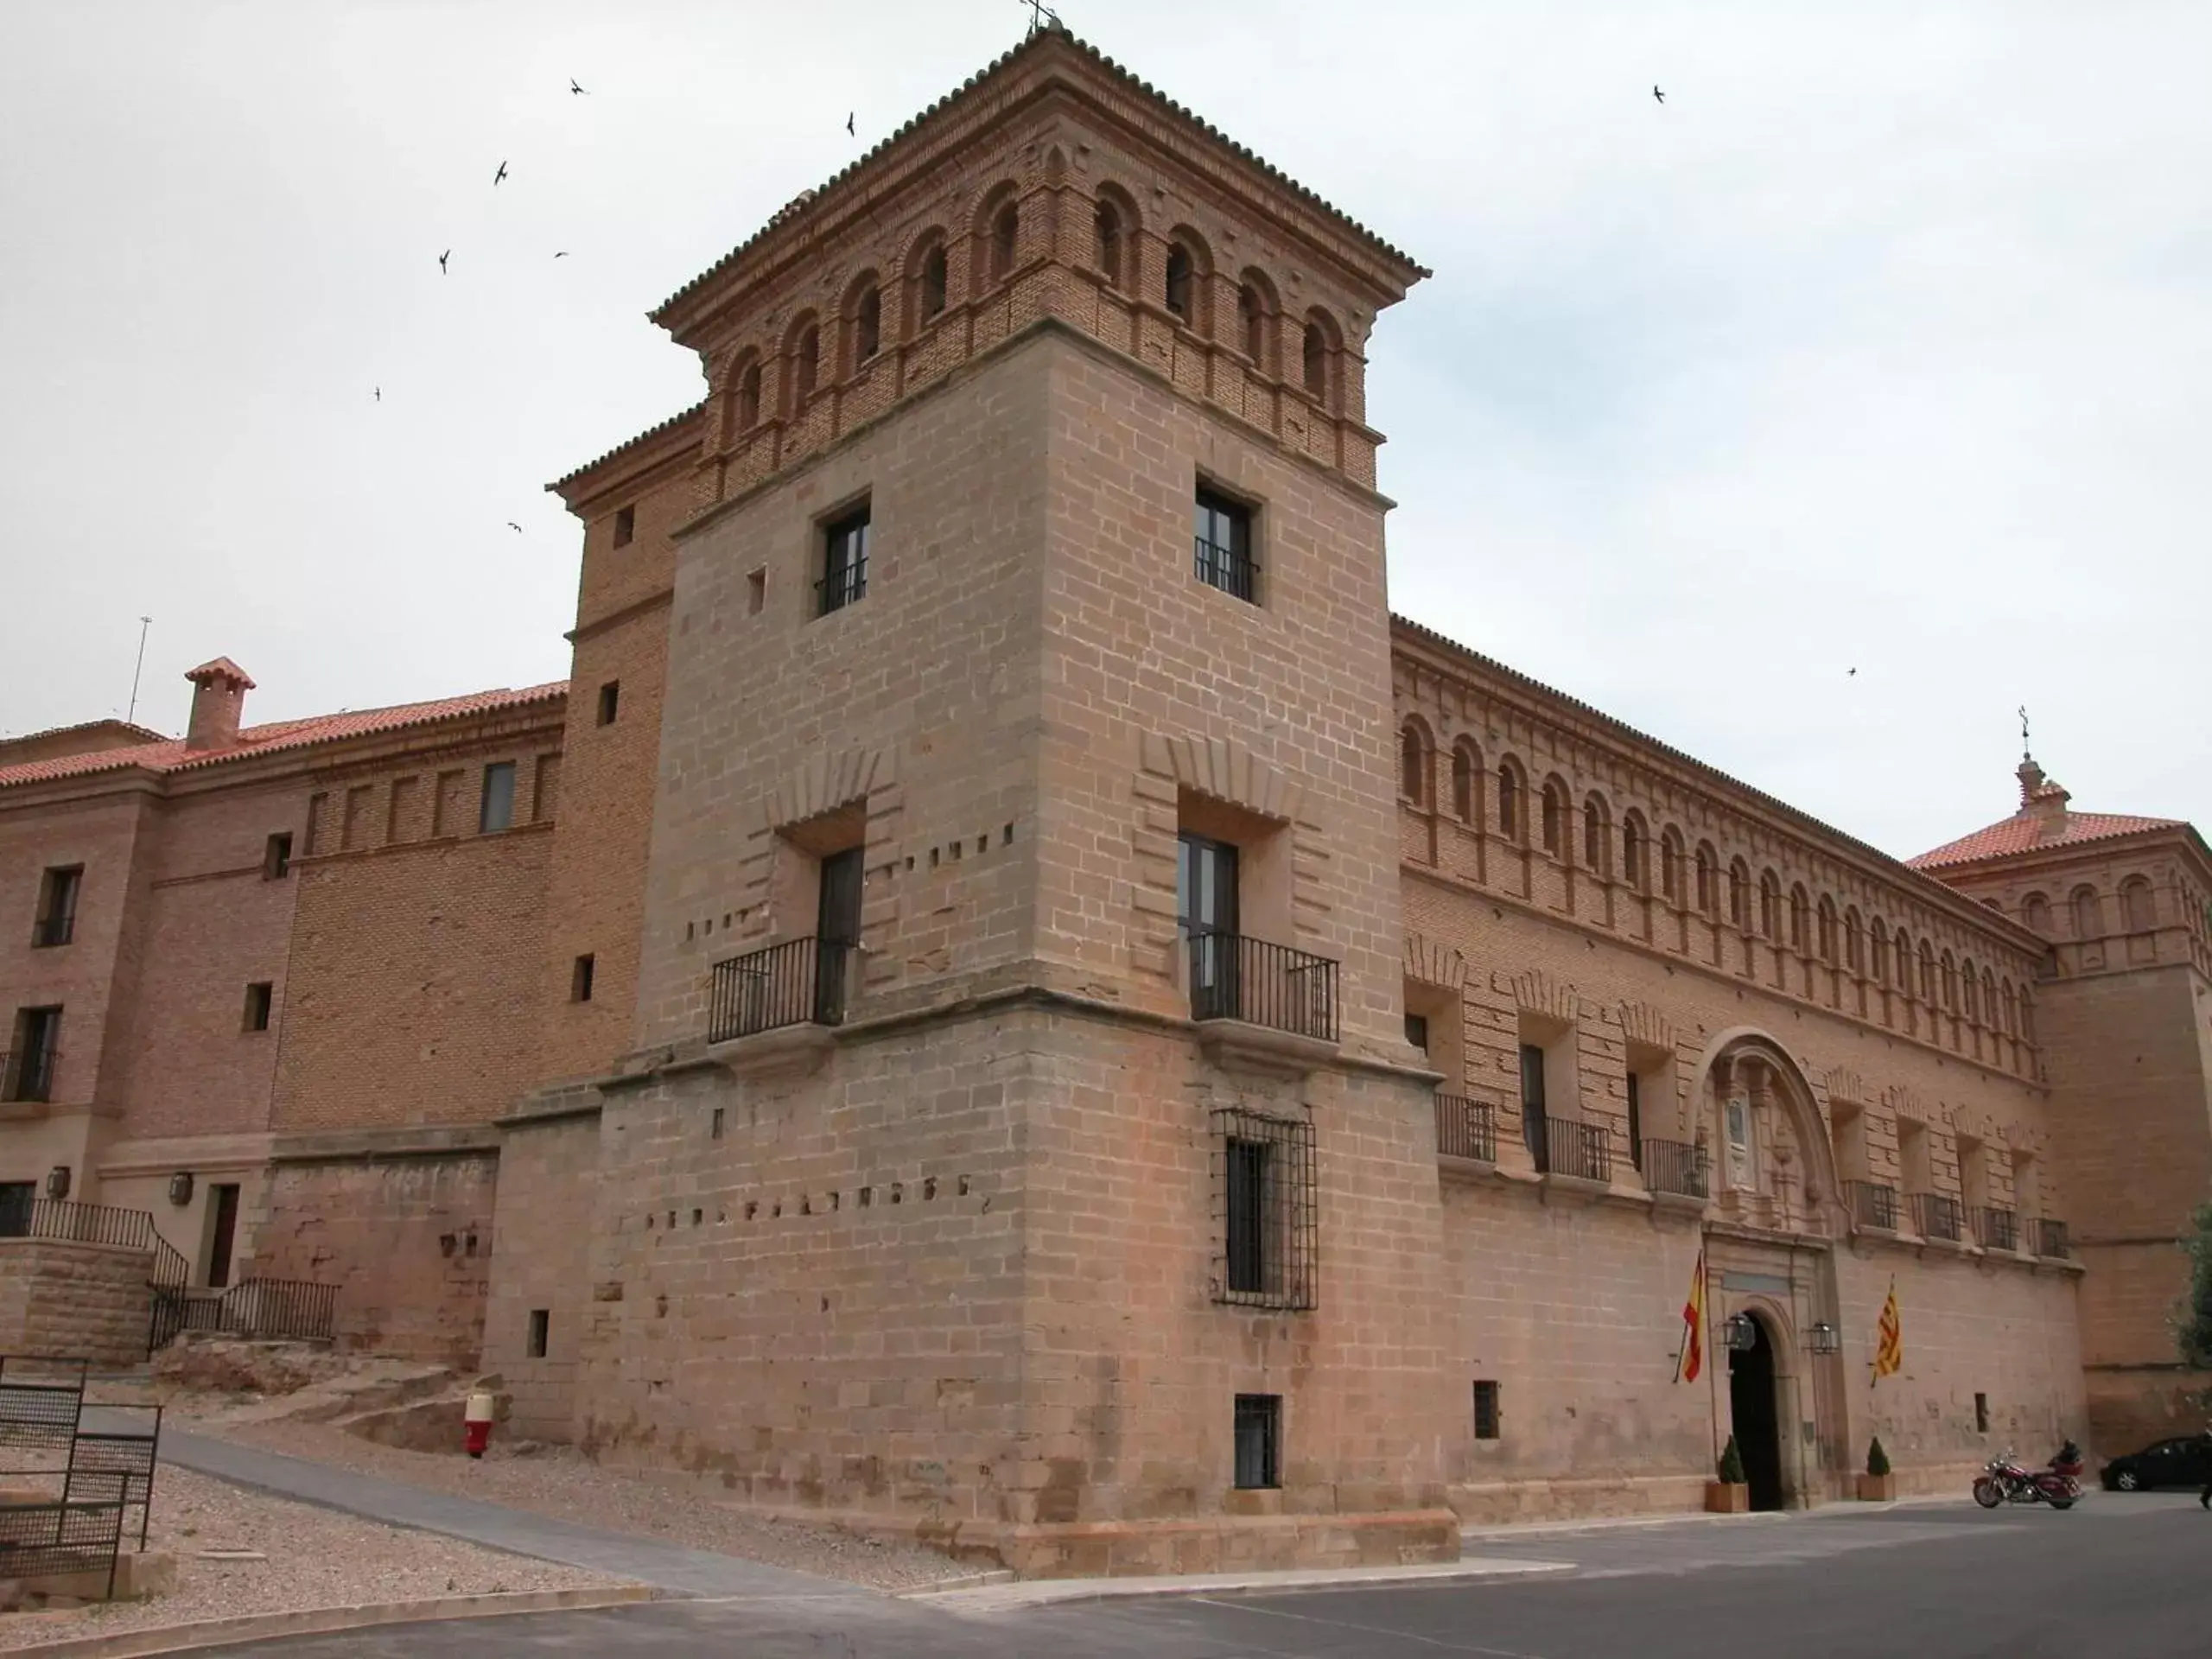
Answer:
[3,23,2207,1574]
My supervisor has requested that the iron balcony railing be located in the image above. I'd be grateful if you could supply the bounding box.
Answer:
[1193,534,1259,602]
[1972,1205,2019,1253]
[815,556,868,616]
[1435,1094,1496,1163]
[1845,1179,1900,1231]
[2036,1217,2071,1259]
[1534,1115,1611,1184]
[0,1198,156,1251]
[1187,931,1338,1043]
[1910,1192,1963,1243]
[1642,1139,1707,1200]
[1,1048,59,1103]
[31,913,74,948]
[707,937,852,1045]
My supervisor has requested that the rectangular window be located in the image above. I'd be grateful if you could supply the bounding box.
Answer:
[1520,1041,1548,1168]
[0,1182,34,1236]
[527,1309,550,1358]
[1626,1071,1643,1172]
[264,833,293,880]
[596,682,620,726]
[710,1107,725,1141]
[5,1007,62,1103]
[818,503,870,615]
[612,505,635,548]
[1405,1013,1429,1054]
[1232,1394,1281,1490]
[1974,1392,1990,1433]
[1473,1380,1502,1440]
[747,568,767,615]
[1193,486,1257,603]
[570,954,595,1003]
[479,762,517,833]
[242,982,273,1033]
[1212,1108,1316,1310]
[32,867,81,948]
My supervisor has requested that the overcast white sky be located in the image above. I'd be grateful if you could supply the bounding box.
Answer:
[3,2,2206,860]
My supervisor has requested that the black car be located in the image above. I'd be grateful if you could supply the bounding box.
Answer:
[2101,1435,2212,1491]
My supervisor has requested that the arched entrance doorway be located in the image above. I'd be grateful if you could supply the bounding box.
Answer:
[1728,1313,1786,1511]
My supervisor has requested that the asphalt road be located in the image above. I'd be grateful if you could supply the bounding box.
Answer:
[214,1492,2212,1658]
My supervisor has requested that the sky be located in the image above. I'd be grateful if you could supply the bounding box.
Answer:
[3,1,2207,861]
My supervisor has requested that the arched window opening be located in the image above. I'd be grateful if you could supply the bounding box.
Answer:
[2000,977,2017,1035]
[736,360,761,430]
[1497,765,1522,842]
[1165,242,1193,321]
[1695,844,1718,914]
[855,284,881,363]
[1759,872,1782,941]
[1961,959,1980,1022]
[1844,906,1863,972]
[793,325,819,402]
[1661,829,1684,902]
[1541,783,1567,858]
[1817,897,1837,963]
[1399,723,1427,804]
[1789,884,1809,951]
[1982,969,1998,1027]
[990,202,1019,283]
[2072,887,2101,940]
[1583,797,1610,874]
[1729,861,1751,930]
[1094,200,1122,289]
[1302,322,1327,398]
[1870,920,1889,982]
[2123,876,2157,932]
[1623,814,1648,891]
[1239,283,1264,361]
[1918,940,1936,1002]
[1451,744,1477,823]
[921,244,949,321]
[1941,950,1958,1013]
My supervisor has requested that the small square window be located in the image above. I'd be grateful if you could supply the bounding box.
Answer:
[1193,486,1257,603]
[1473,1380,1501,1440]
[571,954,595,1003]
[612,505,635,548]
[596,682,620,726]
[264,833,293,880]
[480,763,516,833]
[243,982,274,1033]
[1974,1391,1990,1433]
[747,568,766,615]
[1233,1394,1281,1490]
[526,1309,550,1358]
[818,503,870,616]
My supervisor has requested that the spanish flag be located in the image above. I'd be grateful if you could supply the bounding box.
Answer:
[1872,1279,1903,1382]
[1677,1248,1707,1383]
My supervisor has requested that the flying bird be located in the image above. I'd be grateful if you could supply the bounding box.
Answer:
[1847,667,1857,677]
[846,111,855,136]
[553,251,569,258]
[493,160,508,186]
[570,77,588,95]
[438,249,449,275]
[373,386,380,402]
[1653,85,1665,104]
[507,522,524,533]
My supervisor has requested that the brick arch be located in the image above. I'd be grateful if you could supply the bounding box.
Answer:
[1616,999,1675,1052]
[1687,1027,1844,1227]
[766,746,896,832]
[1509,968,1577,1025]
[1403,933,1469,990]
[1142,732,1310,827]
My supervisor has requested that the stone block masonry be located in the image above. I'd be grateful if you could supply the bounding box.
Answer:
[0,1238,153,1368]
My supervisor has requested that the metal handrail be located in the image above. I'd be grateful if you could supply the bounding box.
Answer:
[1186,931,1339,1042]
[1910,1192,1963,1242]
[1971,1205,2018,1252]
[0,1199,155,1252]
[1844,1180,1899,1230]
[707,936,851,1044]
[1642,1139,1707,1199]
[1535,1116,1611,1183]
[1435,1095,1496,1162]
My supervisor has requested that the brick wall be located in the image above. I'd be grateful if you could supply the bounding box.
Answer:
[252,1149,496,1369]
[0,1238,152,1369]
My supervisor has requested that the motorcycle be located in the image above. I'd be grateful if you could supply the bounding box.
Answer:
[1972,1446,2081,1510]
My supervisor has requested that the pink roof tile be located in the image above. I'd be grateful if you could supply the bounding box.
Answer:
[0,683,568,791]
[1909,810,2180,871]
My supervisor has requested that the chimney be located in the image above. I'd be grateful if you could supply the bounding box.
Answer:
[182,658,255,752]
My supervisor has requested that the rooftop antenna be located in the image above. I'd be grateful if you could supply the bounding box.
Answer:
[2018,704,2031,759]
[126,615,153,726]
[1020,0,1061,37]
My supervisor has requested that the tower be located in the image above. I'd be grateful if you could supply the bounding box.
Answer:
[495,27,1450,1573]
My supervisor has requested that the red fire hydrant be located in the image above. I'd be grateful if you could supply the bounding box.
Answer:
[464,1388,495,1459]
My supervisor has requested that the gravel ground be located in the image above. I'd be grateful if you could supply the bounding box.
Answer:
[176,1414,978,1592]
[0,1465,629,1653]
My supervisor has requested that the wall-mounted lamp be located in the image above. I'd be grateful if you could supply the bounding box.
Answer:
[1808,1321,1842,1356]
[45,1166,71,1201]
[1722,1313,1759,1352]
[168,1172,195,1207]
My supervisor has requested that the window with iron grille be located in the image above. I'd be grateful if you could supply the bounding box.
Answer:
[819,502,870,615]
[1472,1379,1501,1440]
[1212,1108,1316,1311]
[1233,1393,1281,1490]
[1193,486,1257,603]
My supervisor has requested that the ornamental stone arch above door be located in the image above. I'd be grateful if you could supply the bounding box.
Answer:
[1687,1027,1844,1238]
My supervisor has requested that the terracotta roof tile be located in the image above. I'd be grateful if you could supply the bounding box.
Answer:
[1908,810,2182,871]
[547,401,708,497]
[0,683,568,791]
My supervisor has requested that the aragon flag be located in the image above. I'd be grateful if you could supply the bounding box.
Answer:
[1677,1248,1707,1383]
[1872,1279,1904,1381]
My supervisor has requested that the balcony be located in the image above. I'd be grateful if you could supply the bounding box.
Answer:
[1642,1139,1707,1202]
[0,1049,59,1105]
[1844,1179,1899,1231]
[708,938,849,1045]
[1188,932,1338,1040]
[1531,1115,1611,1185]
[2036,1217,2072,1260]
[1910,1192,1963,1243]
[1972,1205,2019,1253]
[1435,1094,1495,1164]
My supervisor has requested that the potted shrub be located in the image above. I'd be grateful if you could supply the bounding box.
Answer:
[1857,1436,1896,1501]
[1706,1434,1750,1512]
